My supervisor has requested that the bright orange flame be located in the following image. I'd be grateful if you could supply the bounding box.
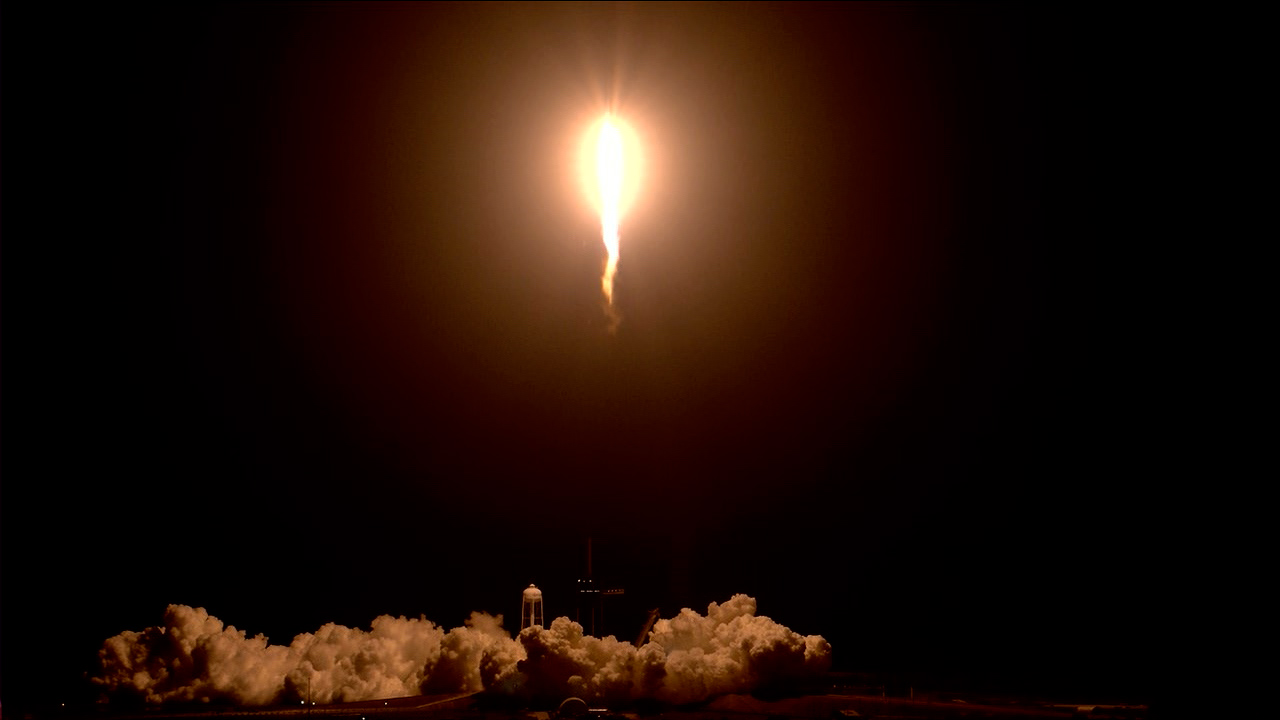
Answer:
[578,113,642,319]
[597,116,624,305]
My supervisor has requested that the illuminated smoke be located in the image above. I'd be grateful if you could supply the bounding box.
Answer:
[510,595,831,704]
[93,605,517,705]
[93,595,830,707]
[94,605,298,705]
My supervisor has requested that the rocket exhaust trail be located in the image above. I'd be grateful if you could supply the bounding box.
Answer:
[596,115,624,328]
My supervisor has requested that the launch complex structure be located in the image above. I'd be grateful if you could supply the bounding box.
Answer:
[521,539,659,647]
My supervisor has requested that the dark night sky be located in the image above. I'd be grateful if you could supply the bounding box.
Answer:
[3,2,1159,711]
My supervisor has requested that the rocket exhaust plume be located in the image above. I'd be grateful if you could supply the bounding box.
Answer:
[93,595,830,707]
[580,112,642,332]
[597,115,624,309]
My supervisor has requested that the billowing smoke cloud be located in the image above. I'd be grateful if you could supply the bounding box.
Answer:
[93,606,509,705]
[94,595,830,707]
[510,595,831,704]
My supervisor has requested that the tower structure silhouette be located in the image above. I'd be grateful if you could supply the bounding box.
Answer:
[576,538,623,636]
[520,584,545,630]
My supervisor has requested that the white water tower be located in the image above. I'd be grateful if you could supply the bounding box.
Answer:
[521,584,545,630]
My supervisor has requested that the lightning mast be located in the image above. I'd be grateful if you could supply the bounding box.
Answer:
[576,537,623,636]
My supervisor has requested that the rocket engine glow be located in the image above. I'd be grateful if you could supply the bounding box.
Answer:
[597,116,624,306]
[579,113,642,329]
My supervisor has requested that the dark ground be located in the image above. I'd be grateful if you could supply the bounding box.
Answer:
[11,685,1151,720]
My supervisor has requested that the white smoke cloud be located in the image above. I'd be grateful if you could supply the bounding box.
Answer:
[94,595,830,707]
[421,612,518,695]
[95,605,298,705]
[506,595,831,704]
[93,605,514,705]
[282,613,462,703]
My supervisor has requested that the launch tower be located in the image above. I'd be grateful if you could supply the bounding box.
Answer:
[576,538,623,636]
